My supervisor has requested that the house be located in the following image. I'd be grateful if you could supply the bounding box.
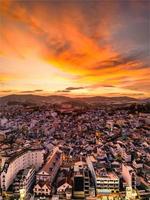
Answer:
[33,181,51,196]
[57,181,72,199]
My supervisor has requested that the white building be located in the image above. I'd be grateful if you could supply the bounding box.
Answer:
[1,148,44,191]
[33,181,51,196]
[122,164,136,189]
[13,167,35,194]
[87,156,120,195]
[96,170,119,195]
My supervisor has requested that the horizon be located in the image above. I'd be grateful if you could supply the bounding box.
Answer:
[0,93,148,100]
[0,0,150,97]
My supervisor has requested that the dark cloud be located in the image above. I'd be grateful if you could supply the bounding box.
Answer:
[56,86,85,93]
[101,85,115,88]
[33,89,43,92]
[53,42,71,56]
[1,90,12,93]
[20,90,43,93]
[65,87,85,91]
[20,91,35,93]
[92,49,149,70]
[56,90,70,93]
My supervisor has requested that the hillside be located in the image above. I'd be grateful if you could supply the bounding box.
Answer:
[0,94,140,106]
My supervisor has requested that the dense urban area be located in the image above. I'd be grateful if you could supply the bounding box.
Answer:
[0,97,150,200]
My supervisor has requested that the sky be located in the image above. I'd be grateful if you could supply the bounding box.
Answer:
[0,0,150,97]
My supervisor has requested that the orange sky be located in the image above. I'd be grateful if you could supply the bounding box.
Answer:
[0,0,150,97]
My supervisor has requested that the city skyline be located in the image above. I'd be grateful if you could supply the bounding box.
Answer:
[0,0,150,97]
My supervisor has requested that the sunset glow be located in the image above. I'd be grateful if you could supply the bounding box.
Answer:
[0,0,149,97]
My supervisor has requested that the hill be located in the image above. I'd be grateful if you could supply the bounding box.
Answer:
[0,94,140,106]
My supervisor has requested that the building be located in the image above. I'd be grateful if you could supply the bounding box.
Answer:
[33,181,51,196]
[57,182,72,199]
[122,151,132,163]
[73,161,90,199]
[51,195,60,200]
[125,187,139,200]
[122,164,136,189]
[1,148,44,191]
[96,169,119,195]
[36,147,62,184]
[106,120,114,131]
[87,156,120,196]
[12,167,35,194]
[34,147,62,196]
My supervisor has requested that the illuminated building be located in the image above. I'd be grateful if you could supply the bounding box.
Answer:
[87,157,120,196]
[125,187,139,200]
[96,169,119,195]
[0,148,44,192]
[57,182,72,199]
[122,164,136,189]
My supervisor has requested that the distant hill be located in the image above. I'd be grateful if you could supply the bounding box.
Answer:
[0,94,71,105]
[0,94,146,106]
[139,98,150,103]
[75,96,137,104]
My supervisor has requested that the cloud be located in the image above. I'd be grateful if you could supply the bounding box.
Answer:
[33,89,43,92]
[65,87,85,91]
[91,49,149,71]
[101,85,115,88]
[20,90,43,93]
[1,90,12,93]
[83,84,115,90]
[56,90,70,93]
[56,86,85,93]
[0,0,149,97]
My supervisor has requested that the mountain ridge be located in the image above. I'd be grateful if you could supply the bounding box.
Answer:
[0,94,147,105]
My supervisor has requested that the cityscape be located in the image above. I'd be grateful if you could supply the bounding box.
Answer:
[0,96,150,199]
[0,0,150,200]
